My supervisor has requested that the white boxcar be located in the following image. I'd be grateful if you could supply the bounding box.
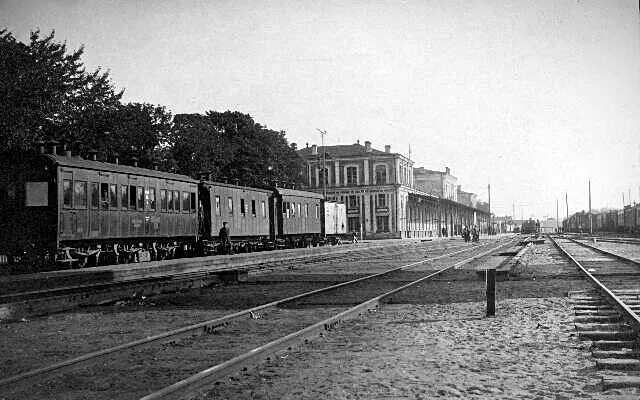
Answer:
[324,201,347,235]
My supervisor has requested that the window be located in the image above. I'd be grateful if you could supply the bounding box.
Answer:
[110,184,118,209]
[376,216,389,232]
[215,195,221,216]
[348,217,360,232]
[146,188,156,211]
[240,198,246,215]
[375,165,387,185]
[190,192,196,212]
[348,195,358,209]
[315,204,319,219]
[319,168,329,186]
[346,167,358,185]
[121,186,129,210]
[129,185,137,210]
[100,183,109,209]
[261,201,266,217]
[137,186,144,210]
[305,204,309,217]
[377,194,386,208]
[227,196,233,214]
[73,181,87,208]
[251,200,256,216]
[160,189,167,211]
[173,190,180,211]
[297,203,301,217]
[63,180,72,207]
[182,191,189,212]
[91,182,99,209]
[167,190,174,211]
[291,202,295,217]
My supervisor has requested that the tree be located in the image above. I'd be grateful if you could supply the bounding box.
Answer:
[0,29,122,152]
[170,111,305,186]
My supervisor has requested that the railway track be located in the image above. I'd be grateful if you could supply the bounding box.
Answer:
[0,240,466,321]
[549,235,640,391]
[0,237,518,399]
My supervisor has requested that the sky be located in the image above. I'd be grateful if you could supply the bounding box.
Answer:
[2,0,639,219]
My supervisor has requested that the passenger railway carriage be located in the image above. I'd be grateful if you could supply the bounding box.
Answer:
[0,145,348,273]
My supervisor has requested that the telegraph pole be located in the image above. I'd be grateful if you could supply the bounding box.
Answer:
[488,183,491,236]
[588,180,592,235]
[315,129,327,199]
[556,198,559,232]
[565,192,568,221]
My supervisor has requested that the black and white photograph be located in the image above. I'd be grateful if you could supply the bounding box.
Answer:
[1,0,640,398]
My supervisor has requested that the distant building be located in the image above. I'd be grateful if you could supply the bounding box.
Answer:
[413,167,458,202]
[297,141,490,239]
[457,185,478,208]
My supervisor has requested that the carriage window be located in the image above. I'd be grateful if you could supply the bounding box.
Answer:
[261,201,266,217]
[305,204,309,217]
[168,190,174,211]
[173,190,180,211]
[160,190,167,211]
[190,192,196,212]
[63,180,72,208]
[73,181,87,208]
[129,185,136,210]
[182,191,189,213]
[251,200,256,216]
[215,195,221,216]
[137,186,144,210]
[315,204,319,219]
[121,186,128,209]
[297,203,301,217]
[240,198,246,215]
[227,196,233,214]
[110,184,118,209]
[90,182,99,209]
[291,202,295,217]
[146,188,156,211]
[100,183,109,210]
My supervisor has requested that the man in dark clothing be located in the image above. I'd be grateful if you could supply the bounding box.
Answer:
[219,222,231,254]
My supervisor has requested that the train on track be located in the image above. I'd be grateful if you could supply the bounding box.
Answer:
[563,205,640,235]
[0,144,347,273]
[520,218,540,235]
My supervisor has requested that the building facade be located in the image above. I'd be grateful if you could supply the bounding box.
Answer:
[298,141,490,239]
[414,167,458,202]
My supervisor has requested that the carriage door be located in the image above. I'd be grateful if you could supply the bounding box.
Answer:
[60,170,77,239]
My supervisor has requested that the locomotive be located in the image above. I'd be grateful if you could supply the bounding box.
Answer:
[520,219,539,235]
[0,144,346,273]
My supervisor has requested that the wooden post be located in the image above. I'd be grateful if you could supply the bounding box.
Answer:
[486,268,496,317]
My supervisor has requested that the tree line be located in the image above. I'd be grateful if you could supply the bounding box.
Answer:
[0,29,305,187]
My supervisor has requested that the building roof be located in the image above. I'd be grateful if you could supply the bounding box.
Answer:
[44,154,199,183]
[297,143,390,158]
[275,187,324,199]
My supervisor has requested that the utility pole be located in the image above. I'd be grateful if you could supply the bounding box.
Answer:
[488,183,491,236]
[565,192,568,221]
[623,192,625,208]
[588,180,592,235]
[556,197,560,232]
[315,128,327,199]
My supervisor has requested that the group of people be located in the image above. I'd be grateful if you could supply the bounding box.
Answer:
[462,225,479,243]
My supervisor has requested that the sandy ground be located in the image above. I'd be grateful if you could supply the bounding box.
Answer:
[201,298,639,400]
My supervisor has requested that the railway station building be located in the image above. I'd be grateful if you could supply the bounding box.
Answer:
[297,141,490,239]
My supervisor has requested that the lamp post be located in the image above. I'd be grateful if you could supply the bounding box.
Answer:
[315,128,327,199]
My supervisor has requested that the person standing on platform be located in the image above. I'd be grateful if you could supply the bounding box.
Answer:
[219,222,231,255]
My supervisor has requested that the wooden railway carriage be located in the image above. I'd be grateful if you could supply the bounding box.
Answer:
[0,150,199,270]
[271,188,323,247]
[199,180,272,252]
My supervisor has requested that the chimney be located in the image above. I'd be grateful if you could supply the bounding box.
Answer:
[445,167,450,175]
[131,157,138,167]
[311,144,318,155]
[63,143,72,158]
[365,141,372,152]
[385,145,391,153]
[87,149,98,161]
[305,142,309,148]
[47,140,59,155]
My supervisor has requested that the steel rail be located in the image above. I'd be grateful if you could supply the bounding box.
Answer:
[140,239,517,400]
[547,235,640,333]
[0,240,501,389]
[564,237,640,266]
